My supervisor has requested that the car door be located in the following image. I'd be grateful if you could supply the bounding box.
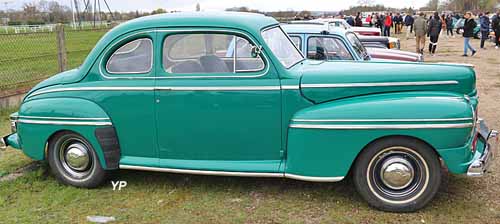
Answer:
[93,31,157,167]
[154,29,282,173]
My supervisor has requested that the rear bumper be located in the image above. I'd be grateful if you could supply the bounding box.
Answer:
[467,119,498,177]
[0,136,6,150]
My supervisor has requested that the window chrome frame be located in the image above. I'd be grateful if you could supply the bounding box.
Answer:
[306,35,356,61]
[105,38,154,75]
[161,30,267,76]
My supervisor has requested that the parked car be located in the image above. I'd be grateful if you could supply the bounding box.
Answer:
[357,35,401,49]
[1,12,496,212]
[282,23,422,62]
[313,18,382,36]
[454,18,481,38]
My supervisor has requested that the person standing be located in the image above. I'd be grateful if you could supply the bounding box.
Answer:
[440,14,447,38]
[462,12,477,56]
[366,14,373,27]
[480,12,491,49]
[355,12,363,27]
[427,12,442,56]
[405,12,415,39]
[414,12,427,54]
[446,14,454,38]
[492,10,500,49]
[384,13,392,36]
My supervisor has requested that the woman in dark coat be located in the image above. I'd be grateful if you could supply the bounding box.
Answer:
[427,12,442,56]
[462,12,477,56]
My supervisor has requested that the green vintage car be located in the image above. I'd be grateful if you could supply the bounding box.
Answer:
[1,12,497,212]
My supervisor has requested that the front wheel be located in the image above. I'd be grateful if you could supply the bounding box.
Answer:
[353,137,441,212]
[48,131,107,188]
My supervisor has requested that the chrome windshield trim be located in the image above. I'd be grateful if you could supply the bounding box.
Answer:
[17,116,110,121]
[119,165,283,178]
[284,173,344,182]
[289,123,473,130]
[292,118,473,122]
[17,119,112,126]
[301,81,459,88]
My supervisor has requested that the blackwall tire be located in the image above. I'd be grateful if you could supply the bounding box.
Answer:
[47,131,107,188]
[353,137,441,212]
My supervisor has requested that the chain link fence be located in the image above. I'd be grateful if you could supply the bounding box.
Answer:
[0,26,109,96]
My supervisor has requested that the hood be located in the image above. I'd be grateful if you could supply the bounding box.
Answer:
[25,68,83,99]
[299,60,476,103]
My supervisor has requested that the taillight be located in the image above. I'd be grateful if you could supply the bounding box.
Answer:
[471,133,478,153]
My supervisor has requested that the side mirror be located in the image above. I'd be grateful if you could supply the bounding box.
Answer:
[251,45,263,58]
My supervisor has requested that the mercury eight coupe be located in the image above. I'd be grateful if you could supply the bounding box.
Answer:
[1,12,497,212]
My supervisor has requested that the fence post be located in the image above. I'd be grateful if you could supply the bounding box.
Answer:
[56,23,67,72]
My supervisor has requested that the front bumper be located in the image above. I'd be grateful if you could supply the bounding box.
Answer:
[467,120,498,177]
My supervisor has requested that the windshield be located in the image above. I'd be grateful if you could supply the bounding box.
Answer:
[262,27,304,68]
[346,32,370,60]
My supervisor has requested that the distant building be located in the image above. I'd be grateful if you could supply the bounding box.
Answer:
[1,17,9,25]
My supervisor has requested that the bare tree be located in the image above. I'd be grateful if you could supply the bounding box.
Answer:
[357,0,375,6]
[196,3,200,12]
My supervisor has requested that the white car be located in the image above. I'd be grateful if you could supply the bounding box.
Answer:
[312,18,381,36]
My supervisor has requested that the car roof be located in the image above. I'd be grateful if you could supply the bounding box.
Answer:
[110,12,278,35]
[80,12,279,75]
[281,23,349,36]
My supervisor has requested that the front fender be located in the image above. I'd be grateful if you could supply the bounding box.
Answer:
[16,98,115,169]
[285,92,475,178]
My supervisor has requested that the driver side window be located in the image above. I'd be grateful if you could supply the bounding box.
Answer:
[163,33,265,75]
[307,36,354,61]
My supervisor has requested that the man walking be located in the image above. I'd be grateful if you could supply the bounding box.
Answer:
[414,12,427,54]
[492,10,500,49]
[480,12,491,49]
[405,12,415,39]
[428,12,442,56]
[463,12,477,56]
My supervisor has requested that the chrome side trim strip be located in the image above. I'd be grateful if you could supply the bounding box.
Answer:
[17,116,110,121]
[281,85,300,90]
[284,173,344,182]
[17,119,112,126]
[30,86,282,97]
[119,165,283,178]
[292,118,473,122]
[155,86,280,91]
[120,165,345,182]
[289,123,473,130]
[301,80,459,88]
[30,87,155,97]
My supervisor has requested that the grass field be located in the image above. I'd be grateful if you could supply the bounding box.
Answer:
[0,29,108,92]
[0,34,499,223]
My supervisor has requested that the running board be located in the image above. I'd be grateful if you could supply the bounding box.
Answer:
[119,165,344,182]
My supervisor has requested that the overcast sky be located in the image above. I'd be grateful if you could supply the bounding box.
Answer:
[5,0,430,12]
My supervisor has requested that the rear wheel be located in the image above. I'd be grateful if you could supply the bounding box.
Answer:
[48,131,107,188]
[353,137,441,212]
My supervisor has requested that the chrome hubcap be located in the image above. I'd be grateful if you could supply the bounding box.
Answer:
[64,143,90,171]
[58,136,94,179]
[380,157,414,190]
